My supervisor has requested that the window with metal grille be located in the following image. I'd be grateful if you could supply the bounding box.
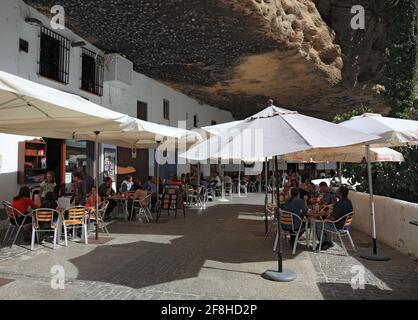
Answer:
[81,48,104,96]
[39,27,70,84]
[163,99,170,120]
[193,115,199,128]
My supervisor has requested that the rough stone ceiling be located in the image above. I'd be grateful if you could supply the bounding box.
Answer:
[25,0,389,120]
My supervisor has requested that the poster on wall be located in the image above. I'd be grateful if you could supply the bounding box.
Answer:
[104,148,116,182]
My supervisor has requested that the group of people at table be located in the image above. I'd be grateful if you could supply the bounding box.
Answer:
[279,179,353,251]
[8,170,229,242]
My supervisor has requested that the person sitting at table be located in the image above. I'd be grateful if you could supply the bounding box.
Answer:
[120,175,134,194]
[85,186,102,211]
[37,191,60,241]
[39,171,57,201]
[283,187,308,245]
[315,186,353,250]
[200,173,208,188]
[279,183,291,204]
[11,186,36,242]
[318,181,336,205]
[99,177,117,219]
[127,185,150,220]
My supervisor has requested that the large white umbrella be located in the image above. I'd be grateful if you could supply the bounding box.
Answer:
[0,70,200,238]
[181,105,380,282]
[339,113,418,261]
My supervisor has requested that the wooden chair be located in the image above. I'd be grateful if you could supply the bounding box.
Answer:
[31,208,60,250]
[318,211,356,256]
[276,210,308,255]
[2,201,32,247]
[63,206,88,246]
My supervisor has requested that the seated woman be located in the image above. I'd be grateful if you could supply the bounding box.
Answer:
[283,188,308,243]
[127,185,150,220]
[279,183,291,204]
[11,186,37,242]
[85,186,102,215]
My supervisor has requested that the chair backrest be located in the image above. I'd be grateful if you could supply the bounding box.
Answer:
[266,203,276,217]
[97,201,109,215]
[343,211,355,229]
[33,208,56,229]
[67,206,86,224]
[280,210,303,232]
[280,210,293,228]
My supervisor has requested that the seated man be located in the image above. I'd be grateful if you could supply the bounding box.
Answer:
[99,177,116,219]
[120,175,134,193]
[318,181,336,205]
[283,188,308,244]
[315,186,353,250]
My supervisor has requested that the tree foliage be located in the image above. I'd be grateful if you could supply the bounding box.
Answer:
[383,0,418,118]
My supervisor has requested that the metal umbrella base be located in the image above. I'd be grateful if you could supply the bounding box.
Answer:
[262,269,297,282]
[360,239,391,261]
[360,252,391,261]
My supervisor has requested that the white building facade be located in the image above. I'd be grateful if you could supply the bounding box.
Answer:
[0,0,234,202]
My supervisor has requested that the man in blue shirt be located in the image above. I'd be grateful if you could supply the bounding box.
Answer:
[283,188,308,244]
[316,186,353,250]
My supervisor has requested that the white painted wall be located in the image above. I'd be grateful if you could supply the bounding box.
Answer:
[0,0,235,203]
[349,192,418,259]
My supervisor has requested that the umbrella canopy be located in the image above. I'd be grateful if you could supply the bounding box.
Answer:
[0,70,200,147]
[282,146,404,163]
[181,106,380,161]
[339,113,418,147]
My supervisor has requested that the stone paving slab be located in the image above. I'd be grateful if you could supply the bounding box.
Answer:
[0,194,417,300]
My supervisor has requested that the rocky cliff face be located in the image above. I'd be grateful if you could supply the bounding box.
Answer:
[25,0,390,119]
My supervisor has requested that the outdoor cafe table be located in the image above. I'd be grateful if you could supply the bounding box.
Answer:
[306,210,332,250]
[108,194,131,220]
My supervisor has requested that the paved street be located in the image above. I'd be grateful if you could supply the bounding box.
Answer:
[0,194,417,300]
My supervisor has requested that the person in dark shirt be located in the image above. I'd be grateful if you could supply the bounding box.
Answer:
[283,188,308,243]
[39,192,59,241]
[98,177,117,219]
[316,186,353,250]
[71,172,86,206]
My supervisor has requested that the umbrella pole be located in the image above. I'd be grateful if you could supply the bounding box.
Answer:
[361,145,390,261]
[218,162,229,202]
[94,132,100,241]
[264,158,268,234]
[238,161,241,197]
[339,162,343,186]
[262,156,297,282]
[271,160,274,203]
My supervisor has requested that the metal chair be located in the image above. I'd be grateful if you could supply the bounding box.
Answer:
[31,208,60,250]
[224,182,233,197]
[239,180,248,197]
[264,203,277,240]
[274,210,308,255]
[2,201,32,247]
[89,201,110,235]
[318,211,356,256]
[63,206,88,246]
[248,181,257,193]
[131,194,152,222]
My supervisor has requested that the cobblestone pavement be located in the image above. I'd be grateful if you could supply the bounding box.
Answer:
[0,194,417,300]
